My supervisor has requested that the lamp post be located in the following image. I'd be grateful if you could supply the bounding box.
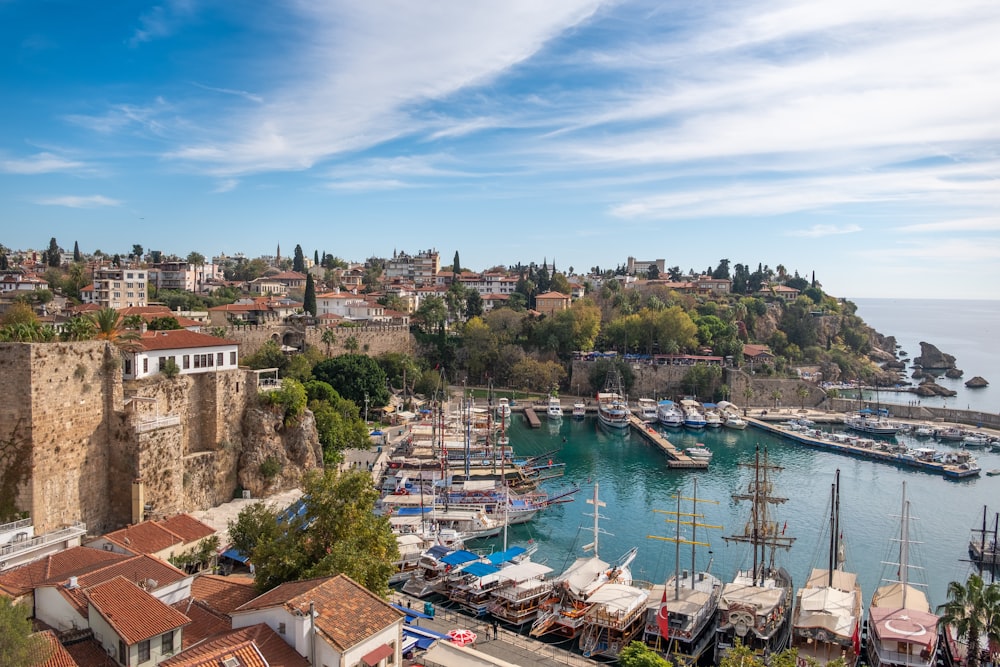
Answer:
[364,392,369,425]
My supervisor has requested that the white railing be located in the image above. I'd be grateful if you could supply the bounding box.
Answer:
[258,378,281,392]
[0,517,32,534]
[135,415,181,432]
[0,521,87,558]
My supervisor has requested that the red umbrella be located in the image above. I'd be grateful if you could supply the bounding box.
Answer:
[447,628,477,646]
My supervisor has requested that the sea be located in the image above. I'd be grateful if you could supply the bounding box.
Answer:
[470,300,1000,616]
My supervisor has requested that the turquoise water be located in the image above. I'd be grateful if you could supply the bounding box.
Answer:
[483,415,1000,612]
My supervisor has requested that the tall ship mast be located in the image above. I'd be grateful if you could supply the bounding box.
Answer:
[715,445,796,662]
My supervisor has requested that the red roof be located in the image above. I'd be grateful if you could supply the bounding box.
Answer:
[138,329,236,351]
[171,599,231,648]
[156,514,215,543]
[160,624,309,667]
[236,574,403,651]
[189,574,259,616]
[0,547,129,598]
[32,630,81,667]
[104,522,183,554]
[58,554,190,617]
[85,576,191,645]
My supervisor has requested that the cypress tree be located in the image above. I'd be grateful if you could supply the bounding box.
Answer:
[73,240,81,262]
[314,249,319,266]
[304,272,317,316]
[293,244,305,273]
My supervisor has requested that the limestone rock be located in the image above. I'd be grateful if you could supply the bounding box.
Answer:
[944,368,964,379]
[913,380,958,397]
[913,342,957,370]
[965,376,989,388]
[238,404,323,498]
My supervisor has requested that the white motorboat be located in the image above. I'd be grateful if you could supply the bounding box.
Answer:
[702,403,723,428]
[597,371,630,430]
[546,395,563,420]
[684,445,713,462]
[572,402,586,419]
[680,399,707,430]
[657,400,684,427]
[724,414,748,430]
[496,397,511,420]
[636,398,659,422]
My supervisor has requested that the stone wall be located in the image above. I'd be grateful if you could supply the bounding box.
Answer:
[568,360,827,408]
[221,323,414,358]
[0,342,123,534]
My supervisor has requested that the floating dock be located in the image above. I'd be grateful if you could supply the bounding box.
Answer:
[523,408,541,428]
[750,418,980,479]
[627,415,708,468]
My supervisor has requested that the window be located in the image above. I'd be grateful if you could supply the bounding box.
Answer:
[230,351,237,365]
[194,355,201,369]
[118,640,126,664]
[143,358,148,373]
[138,639,150,662]
[124,359,132,375]
[183,355,190,369]
[158,357,166,371]
[161,631,174,655]
[217,352,224,366]
[278,622,286,635]
[388,641,396,664]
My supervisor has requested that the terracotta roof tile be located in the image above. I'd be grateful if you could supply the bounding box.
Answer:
[171,598,231,648]
[160,624,309,667]
[104,522,183,554]
[64,638,118,667]
[0,547,129,598]
[137,329,237,351]
[85,576,190,645]
[156,514,216,544]
[58,554,190,617]
[235,574,403,651]
[32,630,80,667]
[190,574,259,615]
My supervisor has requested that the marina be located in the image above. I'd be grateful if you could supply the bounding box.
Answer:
[398,408,1000,648]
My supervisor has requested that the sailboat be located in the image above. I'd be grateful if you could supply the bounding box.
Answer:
[596,370,631,430]
[645,478,723,666]
[791,469,863,666]
[529,482,638,641]
[865,482,939,667]
[715,445,796,663]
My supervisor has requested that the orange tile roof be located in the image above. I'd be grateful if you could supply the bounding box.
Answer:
[157,514,216,544]
[171,598,231,648]
[59,554,189,617]
[104,522,183,554]
[0,547,129,598]
[85,576,191,645]
[190,574,259,615]
[32,630,80,667]
[535,291,569,299]
[137,329,237,351]
[161,623,309,667]
[64,638,118,667]
[235,574,403,651]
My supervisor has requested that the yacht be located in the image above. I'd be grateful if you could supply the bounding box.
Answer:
[657,400,684,428]
[680,399,707,430]
[596,371,630,430]
[702,403,723,428]
[724,414,748,430]
[496,397,511,420]
[572,402,586,419]
[636,398,659,422]
[546,395,563,420]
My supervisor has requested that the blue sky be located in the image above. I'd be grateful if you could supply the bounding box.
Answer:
[2,1,999,299]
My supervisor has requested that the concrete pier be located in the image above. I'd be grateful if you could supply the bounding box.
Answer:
[627,415,708,468]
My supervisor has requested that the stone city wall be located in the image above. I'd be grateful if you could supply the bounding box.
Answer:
[221,323,413,358]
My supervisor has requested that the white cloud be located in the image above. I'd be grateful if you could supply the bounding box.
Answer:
[787,224,863,238]
[213,179,239,193]
[893,217,1000,233]
[129,0,196,47]
[35,195,122,208]
[1,152,87,175]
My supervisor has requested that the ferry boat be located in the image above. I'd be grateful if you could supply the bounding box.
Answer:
[865,483,939,667]
[644,478,722,666]
[657,400,684,428]
[702,403,723,428]
[401,546,481,597]
[597,371,630,430]
[715,446,796,663]
[572,402,586,420]
[487,568,556,626]
[636,398,659,422]
[791,470,863,667]
[844,412,902,436]
[579,583,649,659]
[496,397,511,420]
[447,547,548,616]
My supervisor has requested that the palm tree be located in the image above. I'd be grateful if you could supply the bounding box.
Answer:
[60,315,97,341]
[90,307,141,350]
[796,384,810,409]
[939,573,1000,667]
[743,385,755,409]
[770,389,783,409]
[321,328,338,356]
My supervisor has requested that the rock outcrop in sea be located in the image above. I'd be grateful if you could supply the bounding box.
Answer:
[913,378,958,397]
[913,341,958,371]
[965,376,989,388]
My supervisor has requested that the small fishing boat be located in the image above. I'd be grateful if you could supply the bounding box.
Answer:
[496,397,511,419]
[636,398,659,422]
[683,445,713,462]
[986,469,1000,477]
[573,402,586,419]
[546,395,563,420]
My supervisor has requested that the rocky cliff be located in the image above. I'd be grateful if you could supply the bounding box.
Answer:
[238,404,323,498]
[913,341,958,371]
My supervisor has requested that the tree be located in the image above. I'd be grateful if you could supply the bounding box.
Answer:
[47,237,61,267]
[90,307,140,348]
[0,597,48,667]
[293,244,305,273]
[465,290,484,319]
[618,641,671,667]
[313,354,390,408]
[939,573,1000,667]
[132,244,144,263]
[796,384,811,409]
[231,469,398,595]
[646,264,660,280]
[414,295,448,334]
[147,316,182,331]
[452,250,461,277]
[73,240,81,262]
[321,327,338,356]
[771,388,783,408]
[303,273,317,316]
[712,258,731,279]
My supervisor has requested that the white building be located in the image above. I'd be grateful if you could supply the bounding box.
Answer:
[316,291,386,322]
[122,329,239,380]
[231,574,405,667]
[149,261,224,293]
[384,249,440,286]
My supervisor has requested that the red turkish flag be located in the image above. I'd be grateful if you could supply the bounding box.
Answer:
[656,589,671,638]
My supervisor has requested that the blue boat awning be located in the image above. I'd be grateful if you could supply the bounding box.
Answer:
[462,562,499,578]
[487,545,526,565]
[392,603,433,620]
[221,548,250,563]
[440,550,479,566]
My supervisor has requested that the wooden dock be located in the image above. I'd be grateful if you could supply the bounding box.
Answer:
[523,408,541,428]
[627,415,708,468]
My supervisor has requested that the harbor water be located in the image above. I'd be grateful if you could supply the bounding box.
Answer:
[483,414,1000,614]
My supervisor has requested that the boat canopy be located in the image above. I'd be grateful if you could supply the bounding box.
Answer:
[425,545,452,559]
[587,583,648,614]
[440,550,480,567]
[486,545,527,565]
[396,506,434,516]
[478,561,552,588]
[462,562,500,578]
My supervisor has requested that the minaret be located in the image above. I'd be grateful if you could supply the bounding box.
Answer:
[276,243,281,264]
